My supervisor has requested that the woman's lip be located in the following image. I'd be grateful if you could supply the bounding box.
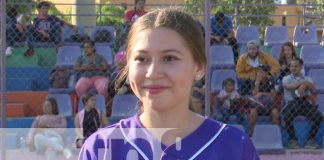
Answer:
[144,86,167,94]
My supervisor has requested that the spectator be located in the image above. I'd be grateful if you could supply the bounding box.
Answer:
[282,58,323,149]
[215,78,244,123]
[74,40,110,97]
[26,98,72,160]
[210,12,239,63]
[6,6,26,57]
[236,40,280,95]
[248,65,279,137]
[25,1,76,56]
[278,42,299,81]
[74,92,108,148]
[124,0,147,23]
[80,8,259,160]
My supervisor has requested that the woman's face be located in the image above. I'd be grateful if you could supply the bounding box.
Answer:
[43,100,53,114]
[128,27,203,112]
[84,43,95,56]
[85,96,96,108]
[283,45,293,59]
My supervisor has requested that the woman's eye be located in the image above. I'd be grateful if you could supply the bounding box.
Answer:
[134,56,148,62]
[163,56,178,62]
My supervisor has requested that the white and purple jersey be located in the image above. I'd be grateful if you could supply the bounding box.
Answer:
[79,114,260,160]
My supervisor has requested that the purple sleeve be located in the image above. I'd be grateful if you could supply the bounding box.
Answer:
[79,133,99,160]
[242,135,260,160]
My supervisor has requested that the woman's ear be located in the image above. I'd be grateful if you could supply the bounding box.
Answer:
[194,65,205,81]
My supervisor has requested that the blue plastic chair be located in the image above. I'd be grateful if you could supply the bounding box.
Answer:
[95,45,113,65]
[236,26,259,45]
[300,45,324,69]
[293,25,319,47]
[91,26,115,46]
[56,45,81,68]
[110,94,139,123]
[252,124,285,154]
[307,68,324,93]
[210,45,235,69]
[264,26,289,46]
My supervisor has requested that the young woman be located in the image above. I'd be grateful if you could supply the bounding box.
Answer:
[26,98,72,160]
[74,92,108,148]
[79,8,259,160]
[74,40,110,97]
[278,42,298,80]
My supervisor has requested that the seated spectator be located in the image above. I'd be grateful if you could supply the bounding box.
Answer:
[210,12,239,63]
[278,42,304,80]
[282,58,323,149]
[74,40,110,97]
[6,6,26,56]
[74,92,108,148]
[191,77,206,114]
[248,65,279,137]
[276,42,305,92]
[26,98,72,160]
[215,78,244,123]
[124,0,147,23]
[236,40,280,95]
[25,1,76,56]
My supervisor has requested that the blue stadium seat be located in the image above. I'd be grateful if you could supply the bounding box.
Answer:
[110,94,139,123]
[6,67,51,91]
[210,45,235,69]
[307,69,324,93]
[48,94,73,116]
[252,124,284,154]
[293,25,319,47]
[300,45,324,69]
[236,25,259,46]
[56,45,81,68]
[270,44,282,60]
[95,45,113,65]
[61,25,86,46]
[91,26,115,46]
[264,26,289,46]
[78,94,106,113]
[211,69,237,93]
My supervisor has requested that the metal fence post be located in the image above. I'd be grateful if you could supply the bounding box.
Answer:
[204,0,211,117]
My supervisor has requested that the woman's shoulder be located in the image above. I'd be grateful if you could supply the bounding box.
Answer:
[205,118,248,139]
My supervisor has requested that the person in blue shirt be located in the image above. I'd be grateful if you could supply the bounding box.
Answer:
[79,8,260,160]
[24,1,76,56]
[210,12,239,64]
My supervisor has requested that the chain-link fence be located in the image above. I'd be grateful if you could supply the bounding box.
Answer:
[1,0,324,159]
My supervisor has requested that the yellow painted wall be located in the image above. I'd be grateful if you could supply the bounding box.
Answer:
[272,6,303,40]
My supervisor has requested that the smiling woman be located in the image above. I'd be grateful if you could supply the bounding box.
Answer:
[79,8,260,160]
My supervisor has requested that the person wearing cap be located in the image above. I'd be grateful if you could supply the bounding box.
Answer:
[124,0,147,23]
[210,12,239,63]
[281,58,322,149]
[248,64,279,137]
[236,40,280,95]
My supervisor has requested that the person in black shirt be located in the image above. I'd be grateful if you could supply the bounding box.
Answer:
[248,64,279,136]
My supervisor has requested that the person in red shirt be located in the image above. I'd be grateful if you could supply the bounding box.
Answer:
[124,0,147,23]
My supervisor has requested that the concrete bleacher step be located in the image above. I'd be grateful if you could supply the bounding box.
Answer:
[6,102,28,117]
